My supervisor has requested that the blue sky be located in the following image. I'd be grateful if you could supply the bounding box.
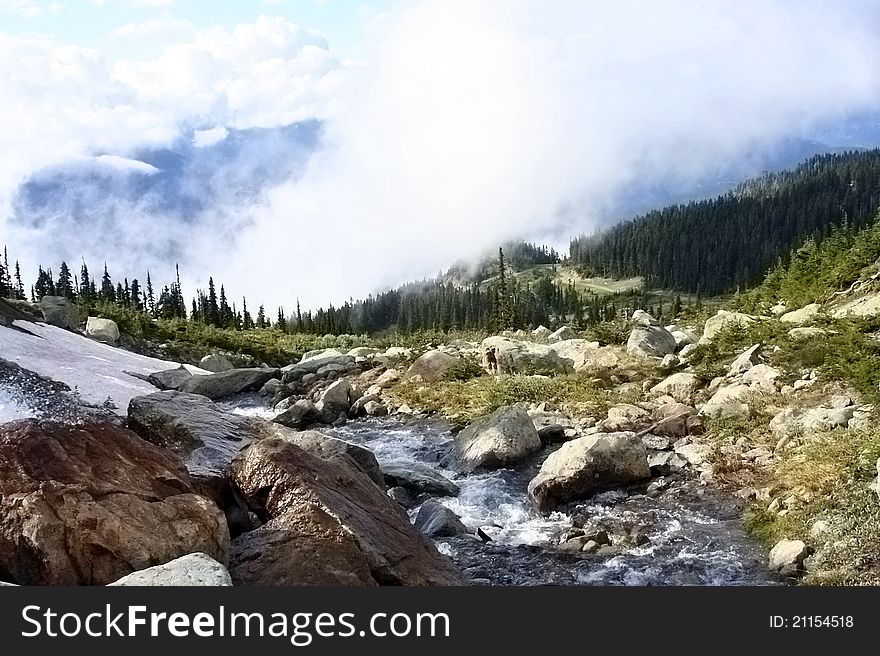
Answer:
[0,0,403,59]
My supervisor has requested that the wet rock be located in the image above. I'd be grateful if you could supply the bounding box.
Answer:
[537,424,568,444]
[282,430,385,488]
[0,419,230,585]
[388,486,418,509]
[413,501,468,538]
[528,432,650,511]
[178,368,280,400]
[382,461,460,497]
[259,378,283,397]
[274,399,320,429]
[455,405,542,472]
[229,437,461,585]
[108,553,232,587]
[351,393,381,416]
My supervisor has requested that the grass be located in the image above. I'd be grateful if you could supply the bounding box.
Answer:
[388,371,643,425]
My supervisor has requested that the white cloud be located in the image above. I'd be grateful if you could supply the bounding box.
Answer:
[193,126,229,148]
[109,15,192,39]
[0,0,62,17]
[92,154,160,174]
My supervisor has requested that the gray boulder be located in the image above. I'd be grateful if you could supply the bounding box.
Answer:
[548,326,578,342]
[40,296,78,330]
[728,344,762,376]
[147,366,194,391]
[282,350,355,382]
[405,350,459,383]
[627,323,677,359]
[274,399,320,429]
[454,405,542,471]
[528,432,650,511]
[650,372,699,404]
[108,553,232,587]
[382,462,460,497]
[178,368,280,400]
[413,501,467,538]
[199,354,234,373]
[701,310,756,343]
[768,539,812,576]
[480,336,571,375]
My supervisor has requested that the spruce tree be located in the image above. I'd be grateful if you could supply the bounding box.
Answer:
[101,264,115,302]
[14,261,24,300]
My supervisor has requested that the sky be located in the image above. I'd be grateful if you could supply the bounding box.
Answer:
[3,0,880,312]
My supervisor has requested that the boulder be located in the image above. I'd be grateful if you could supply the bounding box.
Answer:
[742,364,781,394]
[659,354,680,370]
[128,391,253,484]
[413,501,467,538]
[388,487,418,509]
[626,324,677,359]
[537,424,568,444]
[199,354,234,373]
[788,327,827,341]
[260,378,283,397]
[768,539,812,576]
[532,325,552,339]
[228,437,461,585]
[678,343,699,361]
[317,379,357,421]
[551,339,605,371]
[674,442,712,466]
[108,553,232,587]
[528,432,650,511]
[728,344,762,376]
[364,401,388,417]
[178,368,280,400]
[648,451,688,475]
[85,317,120,344]
[382,462,460,497]
[454,405,542,471]
[405,350,459,383]
[39,296,78,330]
[631,309,660,328]
[779,303,822,325]
[548,326,578,342]
[671,329,698,350]
[282,351,355,382]
[347,347,381,358]
[374,369,403,389]
[480,336,572,375]
[832,293,880,319]
[770,406,857,437]
[147,366,194,391]
[351,394,381,417]
[0,419,229,585]
[274,398,320,429]
[700,384,753,419]
[701,310,756,343]
[280,430,385,488]
[650,372,700,404]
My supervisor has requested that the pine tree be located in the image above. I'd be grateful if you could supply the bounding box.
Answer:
[276,307,287,332]
[145,271,156,317]
[130,278,142,311]
[101,264,115,302]
[14,261,24,300]
[207,277,219,326]
[242,297,253,330]
[79,260,91,303]
[256,304,266,329]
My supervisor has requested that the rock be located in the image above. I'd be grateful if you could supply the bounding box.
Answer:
[548,325,578,342]
[228,437,461,585]
[660,354,680,370]
[317,363,353,378]
[480,336,571,375]
[348,347,381,358]
[768,539,812,575]
[108,553,232,587]
[374,369,403,388]
[282,351,355,382]
[281,430,385,488]
[532,325,552,339]
[364,400,388,417]
[387,486,418,509]
[700,384,753,419]
[178,368,280,400]
[274,399,320,429]
[648,451,688,475]
[39,295,78,330]
[260,378,283,397]
[85,317,120,344]
[317,379,357,421]
[728,344,762,376]
[0,419,229,585]
[653,414,689,437]
[833,293,880,319]
[455,405,542,471]
[626,323,677,359]
[742,364,782,394]
[674,442,712,466]
[671,329,698,350]
[770,405,858,437]
[779,303,822,325]
[537,424,568,444]
[382,461,459,496]
[701,310,756,343]
[641,434,671,450]
[654,402,696,420]
[350,393,381,416]
[199,354,234,373]
[631,309,660,328]
[551,339,604,371]
[527,432,650,511]
[405,350,459,383]
[770,303,788,316]
[383,346,412,359]
[413,501,467,538]
[147,365,194,391]
[678,343,699,361]
[128,391,254,484]
[650,372,700,404]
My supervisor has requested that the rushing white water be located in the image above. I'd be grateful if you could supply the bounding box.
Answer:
[223,397,779,586]
[0,389,33,423]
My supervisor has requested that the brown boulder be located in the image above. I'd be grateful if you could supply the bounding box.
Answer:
[0,420,229,585]
[229,437,461,586]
